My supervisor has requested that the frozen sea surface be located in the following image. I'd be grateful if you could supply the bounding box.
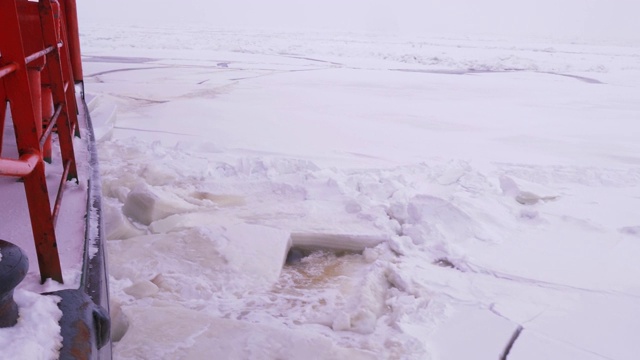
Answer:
[82,26,640,359]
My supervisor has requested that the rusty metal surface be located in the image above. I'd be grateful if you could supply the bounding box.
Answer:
[47,289,111,360]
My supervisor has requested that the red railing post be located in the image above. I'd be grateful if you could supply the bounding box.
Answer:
[55,0,81,137]
[60,0,83,83]
[39,0,78,181]
[27,69,43,141]
[41,87,54,163]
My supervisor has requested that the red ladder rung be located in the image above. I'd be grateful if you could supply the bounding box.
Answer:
[39,103,62,148]
[24,43,58,65]
[0,153,40,177]
[70,119,76,139]
[0,63,17,79]
[51,159,71,226]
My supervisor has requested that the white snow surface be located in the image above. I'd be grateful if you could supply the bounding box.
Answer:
[0,291,62,360]
[82,25,640,359]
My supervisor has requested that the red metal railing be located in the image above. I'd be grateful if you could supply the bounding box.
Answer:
[0,0,84,284]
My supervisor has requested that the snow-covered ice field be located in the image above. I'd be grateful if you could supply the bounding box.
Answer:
[81,23,640,359]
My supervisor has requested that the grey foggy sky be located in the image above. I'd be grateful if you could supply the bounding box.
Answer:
[78,0,639,43]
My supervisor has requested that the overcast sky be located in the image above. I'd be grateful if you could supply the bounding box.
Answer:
[78,0,639,43]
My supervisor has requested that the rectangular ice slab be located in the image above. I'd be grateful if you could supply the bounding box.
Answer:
[122,184,197,225]
[109,223,291,296]
[291,232,387,252]
[223,223,292,285]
